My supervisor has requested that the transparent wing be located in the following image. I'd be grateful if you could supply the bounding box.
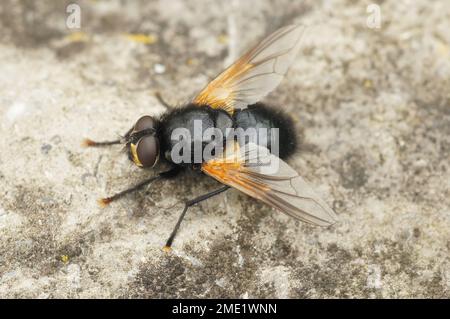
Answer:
[194,24,306,115]
[202,142,337,226]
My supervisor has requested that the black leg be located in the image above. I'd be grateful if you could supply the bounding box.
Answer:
[98,167,181,207]
[155,91,172,109]
[164,185,230,251]
[83,127,133,148]
[83,139,121,147]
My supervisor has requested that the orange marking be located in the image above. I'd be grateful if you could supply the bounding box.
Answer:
[98,198,112,208]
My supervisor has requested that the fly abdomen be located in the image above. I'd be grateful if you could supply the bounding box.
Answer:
[233,103,297,159]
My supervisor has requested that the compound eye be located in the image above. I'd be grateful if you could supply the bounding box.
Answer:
[136,135,159,168]
[134,116,156,132]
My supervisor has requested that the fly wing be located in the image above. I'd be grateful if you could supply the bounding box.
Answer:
[202,142,337,226]
[194,24,306,115]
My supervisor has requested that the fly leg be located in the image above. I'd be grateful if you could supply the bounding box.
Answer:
[98,167,181,207]
[82,127,133,148]
[163,185,230,251]
[83,92,169,147]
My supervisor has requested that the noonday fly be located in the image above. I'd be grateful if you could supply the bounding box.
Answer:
[84,24,338,250]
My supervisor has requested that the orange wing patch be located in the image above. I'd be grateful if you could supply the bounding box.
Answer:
[193,25,306,116]
[202,142,338,227]
[194,63,253,115]
[201,146,270,202]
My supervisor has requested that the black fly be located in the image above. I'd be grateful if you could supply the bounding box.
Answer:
[84,25,337,250]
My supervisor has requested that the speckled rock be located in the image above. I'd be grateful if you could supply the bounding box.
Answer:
[0,0,449,298]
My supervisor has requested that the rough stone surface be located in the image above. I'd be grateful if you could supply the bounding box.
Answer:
[0,0,449,298]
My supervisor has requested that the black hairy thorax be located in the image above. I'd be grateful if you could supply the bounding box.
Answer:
[158,103,298,166]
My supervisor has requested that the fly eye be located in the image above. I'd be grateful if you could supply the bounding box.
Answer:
[134,115,156,132]
[136,136,159,168]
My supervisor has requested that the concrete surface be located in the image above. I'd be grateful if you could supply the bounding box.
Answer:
[0,0,449,298]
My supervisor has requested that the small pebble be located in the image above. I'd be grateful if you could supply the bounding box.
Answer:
[154,63,166,74]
